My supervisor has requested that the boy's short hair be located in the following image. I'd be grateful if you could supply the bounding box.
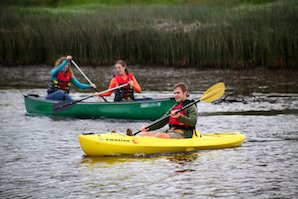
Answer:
[173,82,188,93]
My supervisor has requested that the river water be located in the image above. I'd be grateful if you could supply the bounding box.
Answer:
[0,65,297,198]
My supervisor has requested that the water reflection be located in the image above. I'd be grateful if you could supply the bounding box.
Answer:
[80,152,210,175]
[167,153,199,164]
[80,153,200,165]
[80,155,160,165]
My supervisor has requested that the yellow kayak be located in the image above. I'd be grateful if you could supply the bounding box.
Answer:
[79,131,246,156]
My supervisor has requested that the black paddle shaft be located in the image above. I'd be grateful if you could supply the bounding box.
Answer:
[52,83,129,113]
[53,94,95,113]
[133,99,200,136]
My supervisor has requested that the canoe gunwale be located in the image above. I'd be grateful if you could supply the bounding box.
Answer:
[24,94,175,105]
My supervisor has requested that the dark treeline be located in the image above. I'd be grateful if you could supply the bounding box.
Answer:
[0,0,297,68]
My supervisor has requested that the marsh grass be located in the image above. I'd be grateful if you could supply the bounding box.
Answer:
[0,0,297,68]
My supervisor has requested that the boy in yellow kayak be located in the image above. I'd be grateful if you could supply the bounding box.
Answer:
[139,82,198,138]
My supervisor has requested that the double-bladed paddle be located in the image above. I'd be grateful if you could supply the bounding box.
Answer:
[132,82,225,136]
[53,83,129,113]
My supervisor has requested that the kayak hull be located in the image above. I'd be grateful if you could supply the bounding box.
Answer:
[79,131,246,156]
[24,94,176,120]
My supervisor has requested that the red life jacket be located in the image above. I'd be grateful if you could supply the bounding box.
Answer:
[47,71,72,94]
[114,73,134,101]
[168,100,194,130]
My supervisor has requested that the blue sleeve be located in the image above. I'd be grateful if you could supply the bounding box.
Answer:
[50,60,69,80]
[72,77,92,89]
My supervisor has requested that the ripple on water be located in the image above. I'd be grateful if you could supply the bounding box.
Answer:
[1,68,298,198]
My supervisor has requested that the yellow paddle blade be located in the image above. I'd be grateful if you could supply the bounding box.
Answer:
[200,83,225,102]
[204,82,225,94]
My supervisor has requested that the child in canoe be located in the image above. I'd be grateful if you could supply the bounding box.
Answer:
[96,60,141,101]
[46,55,96,101]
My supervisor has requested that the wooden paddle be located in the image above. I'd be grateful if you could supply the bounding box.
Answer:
[52,83,129,113]
[71,60,107,102]
[132,82,225,136]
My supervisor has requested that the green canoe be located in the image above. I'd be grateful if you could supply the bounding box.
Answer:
[24,94,176,120]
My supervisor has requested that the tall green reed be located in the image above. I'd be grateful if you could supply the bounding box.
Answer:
[0,0,297,68]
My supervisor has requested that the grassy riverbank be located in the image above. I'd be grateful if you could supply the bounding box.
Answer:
[0,0,297,68]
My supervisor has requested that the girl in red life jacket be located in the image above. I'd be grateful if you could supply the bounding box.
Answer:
[46,55,96,101]
[97,60,142,101]
[139,82,198,139]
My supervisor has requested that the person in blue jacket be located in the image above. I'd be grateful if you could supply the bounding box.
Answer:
[46,55,96,101]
